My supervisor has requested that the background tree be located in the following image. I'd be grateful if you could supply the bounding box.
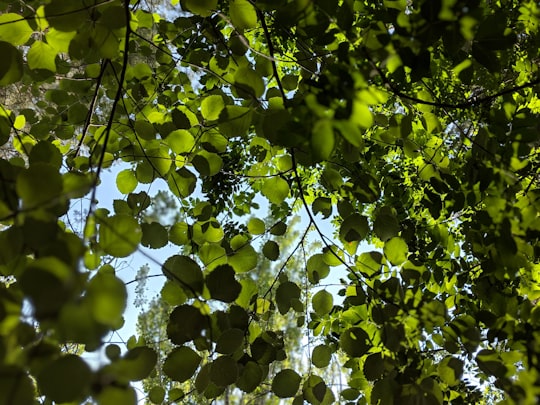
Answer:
[0,0,540,404]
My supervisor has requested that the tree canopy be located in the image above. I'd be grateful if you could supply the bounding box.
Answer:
[1,0,540,404]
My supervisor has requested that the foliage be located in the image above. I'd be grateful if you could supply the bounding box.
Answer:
[0,0,540,404]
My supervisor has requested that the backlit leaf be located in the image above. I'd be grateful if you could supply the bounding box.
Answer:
[163,255,204,294]
[312,290,333,316]
[272,369,301,398]
[206,264,242,302]
[98,215,142,258]
[27,41,57,72]
[0,13,33,45]
[163,346,201,382]
[230,0,258,30]
[37,355,92,403]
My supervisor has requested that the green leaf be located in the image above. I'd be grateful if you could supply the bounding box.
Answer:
[148,386,166,404]
[0,13,33,45]
[228,236,257,273]
[16,163,63,208]
[168,168,197,198]
[97,387,137,405]
[276,281,301,315]
[134,120,156,141]
[307,254,330,283]
[116,169,138,194]
[312,345,332,368]
[313,197,332,218]
[37,355,92,403]
[312,119,335,161]
[87,271,127,327]
[167,305,208,345]
[184,0,217,17]
[27,41,57,72]
[234,67,264,98]
[272,369,301,398]
[263,240,279,261]
[206,264,242,302]
[373,209,400,242]
[113,346,158,381]
[339,214,369,242]
[219,105,252,138]
[163,255,204,294]
[44,0,89,31]
[312,290,333,316]
[383,237,408,266]
[163,346,201,382]
[98,214,142,258]
[237,361,264,393]
[340,327,370,358]
[215,328,244,354]
[201,95,225,121]
[169,222,190,246]
[247,217,265,234]
[192,150,223,176]
[230,0,258,30]
[141,222,168,249]
[210,356,239,386]
[262,177,289,204]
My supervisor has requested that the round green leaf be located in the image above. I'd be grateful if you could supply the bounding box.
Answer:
[206,264,242,303]
[167,305,208,345]
[262,177,289,205]
[98,214,142,258]
[163,346,202,382]
[384,237,408,266]
[113,346,158,381]
[237,361,264,393]
[247,217,265,235]
[312,345,332,368]
[216,328,245,354]
[263,240,279,261]
[116,169,138,194]
[148,386,166,404]
[141,222,169,249]
[276,281,301,315]
[166,129,195,154]
[373,210,400,242]
[134,120,156,141]
[234,67,264,98]
[87,271,127,327]
[201,95,225,121]
[192,150,223,176]
[230,0,258,30]
[306,254,330,284]
[340,327,370,358]
[168,168,197,198]
[312,290,333,316]
[272,369,301,398]
[16,163,63,208]
[162,255,204,294]
[209,356,239,387]
[37,355,92,403]
[339,214,369,242]
[228,237,257,273]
